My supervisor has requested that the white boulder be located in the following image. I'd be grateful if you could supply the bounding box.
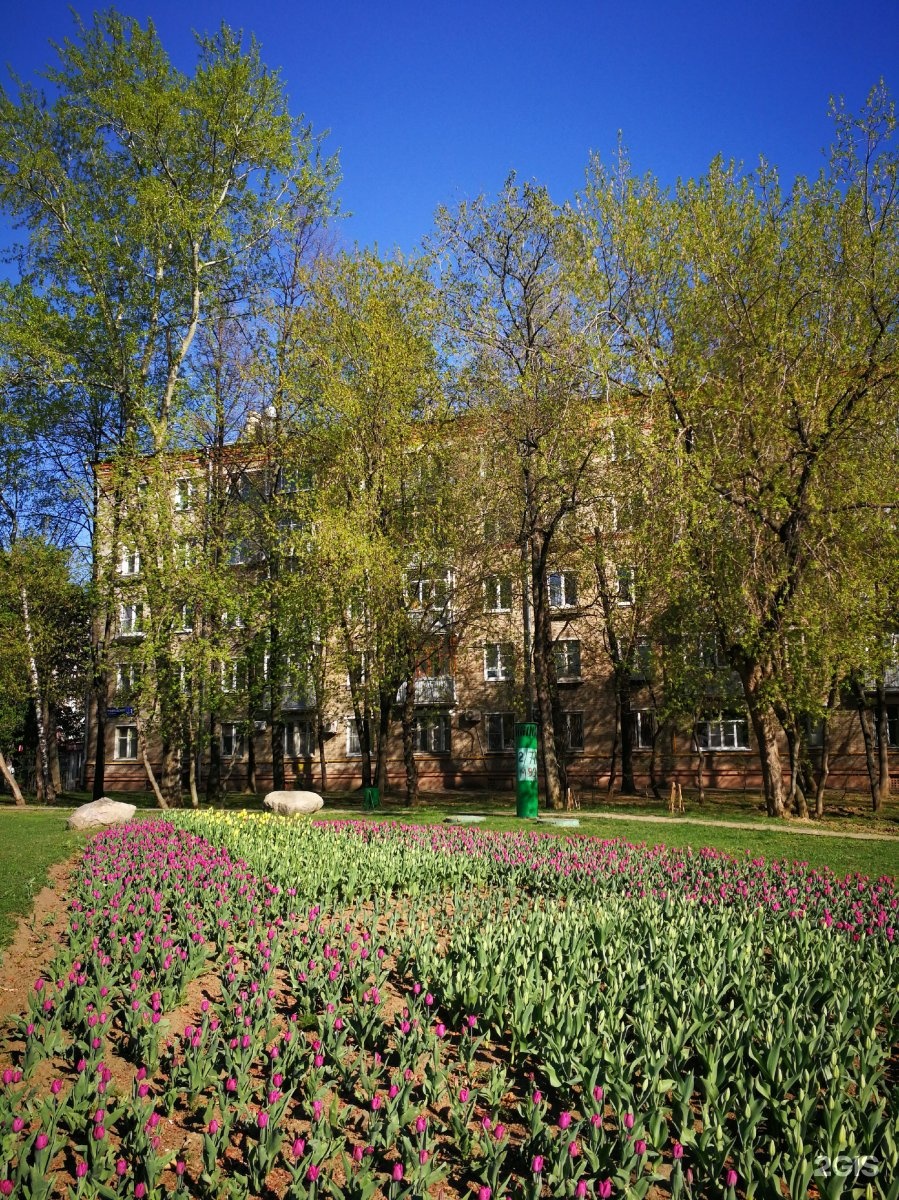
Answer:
[263,790,324,816]
[68,798,137,830]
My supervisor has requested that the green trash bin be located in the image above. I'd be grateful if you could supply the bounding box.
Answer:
[515,722,539,818]
[363,786,381,811]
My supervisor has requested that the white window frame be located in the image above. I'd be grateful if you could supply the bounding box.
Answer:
[285,719,316,758]
[484,574,512,613]
[406,566,454,611]
[484,642,514,682]
[630,635,652,679]
[553,639,582,680]
[174,479,195,512]
[562,711,584,753]
[548,571,578,610]
[346,718,362,757]
[115,663,141,693]
[221,722,245,759]
[414,713,451,755]
[485,712,515,753]
[119,548,140,576]
[631,709,656,751]
[119,602,144,636]
[696,713,750,751]
[115,725,138,761]
[616,565,636,606]
[221,660,247,693]
[228,539,251,566]
[177,603,194,634]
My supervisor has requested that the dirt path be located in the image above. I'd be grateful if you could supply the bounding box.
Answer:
[0,856,77,1020]
[544,811,899,841]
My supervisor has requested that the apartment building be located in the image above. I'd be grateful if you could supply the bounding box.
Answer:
[87,447,899,802]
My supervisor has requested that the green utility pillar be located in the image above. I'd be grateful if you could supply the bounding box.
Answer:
[363,786,381,811]
[515,722,539,817]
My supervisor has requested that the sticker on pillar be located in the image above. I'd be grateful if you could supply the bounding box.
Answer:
[517,746,537,782]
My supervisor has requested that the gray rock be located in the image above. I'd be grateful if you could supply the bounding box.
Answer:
[68,798,137,830]
[263,790,324,816]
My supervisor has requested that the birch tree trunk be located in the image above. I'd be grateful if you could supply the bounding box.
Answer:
[0,749,25,805]
[20,585,56,804]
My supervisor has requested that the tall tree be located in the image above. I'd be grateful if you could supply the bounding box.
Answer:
[434,177,605,809]
[576,88,899,816]
[0,10,337,799]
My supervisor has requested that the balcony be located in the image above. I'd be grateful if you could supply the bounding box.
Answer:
[396,676,456,706]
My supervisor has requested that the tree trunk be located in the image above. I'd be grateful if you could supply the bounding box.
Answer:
[92,682,108,800]
[159,739,181,807]
[0,749,25,805]
[616,671,636,794]
[20,585,56,804]
[270,716,286,790]
[46,701,63,794]
[375,685,392,796]
[188,750,200,808]
[529,531,565,810]
[814,699,834,819]
[135,714,168,809]
[246,726,258,795]
[852,678,887,812]
[692,729,706,804]
[401,671,419,807]
[207,715,223,802]
[739,661,786,817]
[648,725,662,801]
[873,682,891,812]
[607,691,619,795]
[317,721,328,793]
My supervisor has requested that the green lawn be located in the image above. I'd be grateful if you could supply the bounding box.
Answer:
[0,807,83,950]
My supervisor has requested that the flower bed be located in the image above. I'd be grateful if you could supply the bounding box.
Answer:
[0,814,896,1199]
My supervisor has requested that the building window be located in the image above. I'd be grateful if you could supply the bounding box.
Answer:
[347,719,362,757]
[630,709,656,750]
[698,637,727,672]
[347,652,369,691]
[484,574,512,613]
[221,723,245,758]
[872,705,899,749]
[561,712,584,752]
[115,725,138,760]
[116,663,142,693]
[286,720,316,758]
[414,714,451,754]
[629,635,652,679]
[696,713,750,751]
[548,571,578,609]
[221,661,247,693]
[175,540,194,568]
[119,603,144,636]
[228,539,257,566]
[174,479,195,512]
[177,604,194,633]
[553,639,582,680]
[119,548,140,576]
[616,565,636,605]
[484,643,514,682]
[406,567,453,610]
[485,712,515,753]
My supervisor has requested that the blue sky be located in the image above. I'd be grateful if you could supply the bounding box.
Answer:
[1,0,897,255]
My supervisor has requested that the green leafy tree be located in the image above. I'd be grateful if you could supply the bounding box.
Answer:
[434,177,606,809]
[576,88,899,817]
[0,10,337,800]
